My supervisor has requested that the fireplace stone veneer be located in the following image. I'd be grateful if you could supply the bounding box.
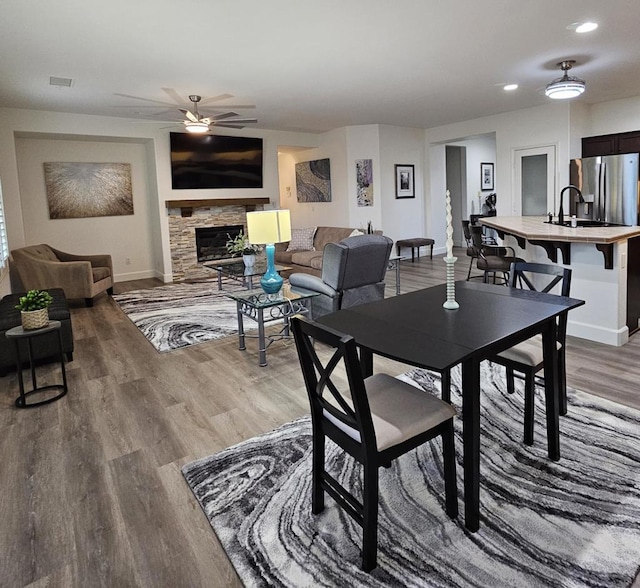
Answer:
[168,203,266,281]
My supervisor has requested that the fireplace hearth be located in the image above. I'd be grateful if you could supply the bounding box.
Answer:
[195,225,243,262]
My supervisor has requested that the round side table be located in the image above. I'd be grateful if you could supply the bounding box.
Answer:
[5,320,68,408]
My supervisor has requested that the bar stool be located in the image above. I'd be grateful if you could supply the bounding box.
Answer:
[6,321,68,408]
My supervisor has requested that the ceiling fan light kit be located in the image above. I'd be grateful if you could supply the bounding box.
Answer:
[545,60,586,100]
[185,121,209,133]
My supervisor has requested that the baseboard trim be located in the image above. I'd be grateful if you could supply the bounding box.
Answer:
[114,269,158,282]
[567,320,629,347]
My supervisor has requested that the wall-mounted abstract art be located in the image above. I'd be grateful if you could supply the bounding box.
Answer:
[356,159,373,207]
[44,162,134,219]
[295,158,332,202]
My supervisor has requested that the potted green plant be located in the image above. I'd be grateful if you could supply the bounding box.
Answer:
[15,289,54,330]
[226,231,260,267]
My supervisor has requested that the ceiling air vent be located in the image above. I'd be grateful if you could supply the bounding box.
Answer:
[49,76,74,87]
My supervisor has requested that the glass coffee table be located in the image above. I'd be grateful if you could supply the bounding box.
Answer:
[206,259,292,291]
[225,285,318,367]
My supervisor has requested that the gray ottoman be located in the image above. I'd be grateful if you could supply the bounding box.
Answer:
[396,238,435,262]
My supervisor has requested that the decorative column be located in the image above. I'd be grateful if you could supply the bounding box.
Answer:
[443,189,459,310]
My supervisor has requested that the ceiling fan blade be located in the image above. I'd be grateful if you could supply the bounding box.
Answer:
[209,112,240,121]
[199,93,234,106]
[161,87,187,105]
[216,118,258,124]
[202,104,257,110]
[179,108,200,122]
[133,119,186,124]
[214,123,246,129]
[113,93,177,107]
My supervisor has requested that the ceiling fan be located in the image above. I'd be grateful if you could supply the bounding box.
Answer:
[113,88,257,132]
[178,95,258,133]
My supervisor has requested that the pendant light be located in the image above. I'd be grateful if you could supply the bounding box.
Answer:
[545,60,585,100]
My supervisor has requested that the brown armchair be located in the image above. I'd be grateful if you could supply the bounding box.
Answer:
[10,244,113,307]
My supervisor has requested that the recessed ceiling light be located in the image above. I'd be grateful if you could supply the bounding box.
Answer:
[568,21,598,33]
[504,84,519,91]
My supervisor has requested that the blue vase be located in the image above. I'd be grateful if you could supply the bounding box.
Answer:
[260,244,283,294]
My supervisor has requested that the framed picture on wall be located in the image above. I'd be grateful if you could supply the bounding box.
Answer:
[480,162,494,191]
[395,164,415,198]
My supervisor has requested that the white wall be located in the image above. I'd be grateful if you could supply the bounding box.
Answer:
[378,125,425,245]
[0,107,319,286]
[443,135,496,246]
[586,96,640,137]
[283,128,351,229]
[346,125,382,232]
[425,102,573,252]
[3,96,640,294]
[14,136,156,281]
[277,123,428,244]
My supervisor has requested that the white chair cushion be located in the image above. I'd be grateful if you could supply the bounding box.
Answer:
[324,373,456,452]
[366,374,456,451]
[497,334,562,367]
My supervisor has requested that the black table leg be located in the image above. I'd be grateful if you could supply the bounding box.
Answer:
[57,329,68,392]
[462,356,481,532]
[359,348,374,378]
[541,319,561,461]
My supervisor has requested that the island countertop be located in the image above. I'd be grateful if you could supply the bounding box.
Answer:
[481,216,640,244]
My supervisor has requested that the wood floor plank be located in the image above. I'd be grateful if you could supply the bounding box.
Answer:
[59,376,142,587]
[0,412,74,586]
[107,449,206,587]
[156,461,242,587]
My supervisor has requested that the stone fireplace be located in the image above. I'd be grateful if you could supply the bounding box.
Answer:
[167,198,269,281]
[195,225,243,262]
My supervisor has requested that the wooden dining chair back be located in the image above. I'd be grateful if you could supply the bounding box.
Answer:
[491,261,572,445]
[291,315,458,572]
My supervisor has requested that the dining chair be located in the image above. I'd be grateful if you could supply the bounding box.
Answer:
[471,225,522,285]
[462,220,482,280]
[490,261,572,445]
[291,316,458,572]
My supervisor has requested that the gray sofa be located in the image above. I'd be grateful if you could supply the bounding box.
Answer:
[289,234,393,317]
[275,226,380,278]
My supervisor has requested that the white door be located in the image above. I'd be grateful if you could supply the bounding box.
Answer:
[513,145,557,216]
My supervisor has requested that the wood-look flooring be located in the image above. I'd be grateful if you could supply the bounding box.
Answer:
[1,249,639,588]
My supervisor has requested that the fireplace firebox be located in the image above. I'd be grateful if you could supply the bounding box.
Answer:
[195,225,243,262]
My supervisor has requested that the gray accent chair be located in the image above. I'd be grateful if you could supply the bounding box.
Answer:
[10,244,113,307]
[289,234,393,317]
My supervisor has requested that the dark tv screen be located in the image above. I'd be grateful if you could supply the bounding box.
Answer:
[170,132,263,189]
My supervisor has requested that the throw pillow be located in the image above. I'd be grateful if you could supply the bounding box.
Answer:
[349,229,365,237]
[286,227,317,252]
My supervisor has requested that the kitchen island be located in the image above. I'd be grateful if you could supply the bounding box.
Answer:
[481,216,640,346]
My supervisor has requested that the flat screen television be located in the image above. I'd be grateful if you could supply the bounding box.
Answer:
[170,132,263,189]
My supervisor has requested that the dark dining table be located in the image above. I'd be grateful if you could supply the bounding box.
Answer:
[317,280,585,532]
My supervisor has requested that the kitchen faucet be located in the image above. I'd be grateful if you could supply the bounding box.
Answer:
[557,184,584,225]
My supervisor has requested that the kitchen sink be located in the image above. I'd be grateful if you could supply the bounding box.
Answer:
[544,220,629,228]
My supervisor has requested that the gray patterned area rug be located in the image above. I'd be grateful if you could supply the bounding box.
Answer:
[182,363,640,588]
[113,281,246,352]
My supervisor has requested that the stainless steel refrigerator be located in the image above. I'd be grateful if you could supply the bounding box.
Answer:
[569,154,640,226]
